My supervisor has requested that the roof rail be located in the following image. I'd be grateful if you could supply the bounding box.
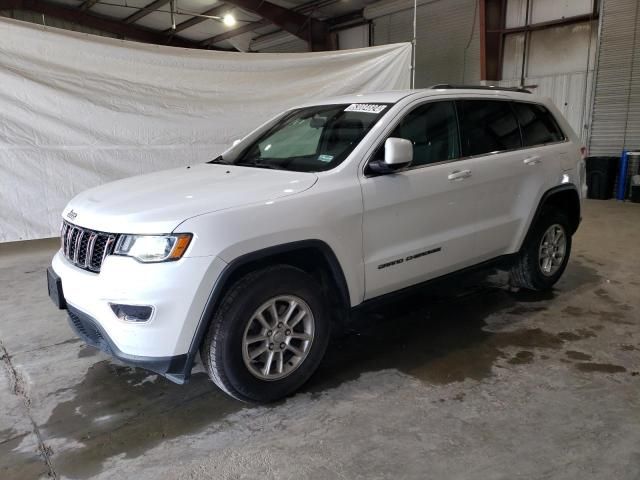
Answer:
[431,84,532,94]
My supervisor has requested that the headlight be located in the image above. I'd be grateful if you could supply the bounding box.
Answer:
[114,234,192,263]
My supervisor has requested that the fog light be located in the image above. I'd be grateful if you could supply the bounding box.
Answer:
[109,303,153,322]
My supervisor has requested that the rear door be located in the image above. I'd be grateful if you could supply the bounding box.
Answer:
[463,100,569,257]
[511,101,572,248]
[453,99,527,259]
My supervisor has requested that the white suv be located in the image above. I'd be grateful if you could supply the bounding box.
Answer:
[47,86,587,402]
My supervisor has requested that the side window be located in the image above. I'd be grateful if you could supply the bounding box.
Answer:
[513,102,565,146]
[376,101,459,167]
[457,100,521,156]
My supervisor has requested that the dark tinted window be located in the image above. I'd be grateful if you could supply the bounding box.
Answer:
[384,101,459,167]
[513,102,565,146]
[457,100,521,156]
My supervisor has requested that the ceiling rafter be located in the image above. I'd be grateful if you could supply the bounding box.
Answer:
[200,18,269,46]
[4,0,349,51]
[163,4,227,35]
[200,0,346,49]
[123,0,169,24]
[202,8,364,48]
[220,0,330,50]
[0,0,206,48]
[78,0,99,11]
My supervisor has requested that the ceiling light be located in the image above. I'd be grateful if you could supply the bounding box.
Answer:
[223,14,236,26]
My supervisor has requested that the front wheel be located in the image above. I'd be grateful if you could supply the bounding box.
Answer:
[510,209,572,291]
[200,265,330,403]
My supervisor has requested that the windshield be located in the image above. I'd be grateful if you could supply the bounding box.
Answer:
[215,103,390,172]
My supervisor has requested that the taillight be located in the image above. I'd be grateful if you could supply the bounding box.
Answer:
[580,146,587,160]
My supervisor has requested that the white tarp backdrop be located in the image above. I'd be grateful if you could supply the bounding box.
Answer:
[0,18,411,242]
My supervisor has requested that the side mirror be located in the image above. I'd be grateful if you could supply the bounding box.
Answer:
[384,137,413,167]
[369,137,413,174]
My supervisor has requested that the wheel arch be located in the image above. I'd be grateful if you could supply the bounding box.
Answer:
[182,240,351,380]
[522,184,581,249]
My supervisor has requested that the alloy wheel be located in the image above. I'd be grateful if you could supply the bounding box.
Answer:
[241,295,315,381]
[538,224,567,277]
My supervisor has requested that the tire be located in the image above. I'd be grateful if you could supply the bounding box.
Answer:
[510,208,572,291]
[200,265,330,403]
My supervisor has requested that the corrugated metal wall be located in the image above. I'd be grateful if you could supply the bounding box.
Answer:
[0,9,119,38]
[589,0,640,156]
[253,34,309,53]
[337,24,370,50]
[371,0,480,87]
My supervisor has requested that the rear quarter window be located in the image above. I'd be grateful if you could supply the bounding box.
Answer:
[512,102,565,147]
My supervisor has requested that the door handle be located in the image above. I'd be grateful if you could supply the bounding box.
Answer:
[523,156,542,165]
[448,169,472,181]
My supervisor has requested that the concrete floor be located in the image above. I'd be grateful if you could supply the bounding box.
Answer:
[1,199,639,480]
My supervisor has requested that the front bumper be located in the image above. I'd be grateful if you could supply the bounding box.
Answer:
[49,249,227,382]
[67,303,189,383]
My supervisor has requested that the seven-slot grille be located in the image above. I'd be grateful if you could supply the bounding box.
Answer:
[60,221,117,273]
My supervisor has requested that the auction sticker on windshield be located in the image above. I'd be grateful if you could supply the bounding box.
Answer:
[344,104,387,114]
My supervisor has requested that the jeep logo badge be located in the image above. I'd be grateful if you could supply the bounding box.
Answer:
[67,209,78,220]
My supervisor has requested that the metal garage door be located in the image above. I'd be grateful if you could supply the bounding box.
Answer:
[589,0,640,156]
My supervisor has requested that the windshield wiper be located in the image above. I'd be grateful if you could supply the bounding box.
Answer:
[207,155,227,165]
[235,160,282,170]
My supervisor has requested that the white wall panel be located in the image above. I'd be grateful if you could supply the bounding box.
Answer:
[505,0,527,29]
[530,0,592,24]
[527,22,596,76]
[500,17,596,142]
[502,32,525,80]
[497,72,594,141]
[502,22,598,80]
[506,0,593,28]
[372,0,480,87]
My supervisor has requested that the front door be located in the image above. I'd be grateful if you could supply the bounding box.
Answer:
[360,100,487,299]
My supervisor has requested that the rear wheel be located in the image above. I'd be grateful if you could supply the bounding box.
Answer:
[510,209,572,291]
[201,265,330,403]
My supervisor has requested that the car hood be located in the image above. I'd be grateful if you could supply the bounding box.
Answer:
[62,164,318,234]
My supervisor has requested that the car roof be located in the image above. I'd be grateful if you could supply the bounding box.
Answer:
[297,87,542,108]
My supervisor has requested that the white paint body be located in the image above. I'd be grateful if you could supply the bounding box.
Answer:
[51,89,586,359]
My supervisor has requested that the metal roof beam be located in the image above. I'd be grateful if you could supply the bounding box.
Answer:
[78,0,99,11]
[221,0,330,50]
[201,7,364,48]
[488,13,598,34]
[123,0,169,24]
[0,0,205,48]
[200,18,269,46]
[164,4,228,34]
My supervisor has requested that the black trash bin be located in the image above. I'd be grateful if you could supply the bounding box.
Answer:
[586,156,618,200]
[631,175,640,203]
